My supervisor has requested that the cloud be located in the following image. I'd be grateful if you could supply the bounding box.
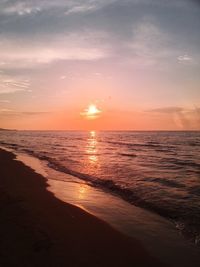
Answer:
[0,100,10,103]
[0,74,30,94]
[0,1,198,71]
[21,111,50,115]
[0,109,50,116]
[0,0,117,16]
[126,19,178,68]
[0,2,41,16]
[0,31,109,69]
[0,108,13,112]
[147,107,184,113]
[146,106,200,129]
[177,54,193,63]
[64,0,118,15]
[60,75,66,80]
[65,3,98,15]
[124,16,200,70]
[133,20,165,56]
[0,0,49,16]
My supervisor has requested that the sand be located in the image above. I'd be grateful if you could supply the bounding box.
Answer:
[0,148,163,267]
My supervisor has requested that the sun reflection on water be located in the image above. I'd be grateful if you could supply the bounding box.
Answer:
[78,184,88,200]
[86,131,98,164]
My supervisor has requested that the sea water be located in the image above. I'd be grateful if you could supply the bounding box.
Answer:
[0,130,200,245]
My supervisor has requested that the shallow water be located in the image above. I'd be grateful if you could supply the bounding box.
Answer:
[0,130,200,244]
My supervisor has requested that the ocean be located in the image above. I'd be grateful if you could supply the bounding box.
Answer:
[0,130,200,245]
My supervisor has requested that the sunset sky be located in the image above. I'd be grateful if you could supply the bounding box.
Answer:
[0,0,200,130]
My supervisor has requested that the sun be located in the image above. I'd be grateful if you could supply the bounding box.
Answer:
[81,104,102,119]
[87,104,100,116]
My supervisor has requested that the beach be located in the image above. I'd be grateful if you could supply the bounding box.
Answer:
[0,0,199,265]
[0,148,161,267]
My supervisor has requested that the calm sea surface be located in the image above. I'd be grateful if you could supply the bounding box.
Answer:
[1,130,200,244]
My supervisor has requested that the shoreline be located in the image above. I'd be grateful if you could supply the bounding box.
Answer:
[0,148,161,267]
[7,143,200,248]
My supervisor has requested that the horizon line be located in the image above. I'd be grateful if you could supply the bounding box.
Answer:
[1,128,200,132]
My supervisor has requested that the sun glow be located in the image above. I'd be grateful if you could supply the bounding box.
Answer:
[81,104,102,119]
[87,104,100,115]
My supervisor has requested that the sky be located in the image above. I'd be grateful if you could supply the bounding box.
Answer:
[0,0,200,130]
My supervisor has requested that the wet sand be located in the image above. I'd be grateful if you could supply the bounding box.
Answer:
[0,148,163,267]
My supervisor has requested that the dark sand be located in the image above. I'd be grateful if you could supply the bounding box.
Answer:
[0,148,163,267]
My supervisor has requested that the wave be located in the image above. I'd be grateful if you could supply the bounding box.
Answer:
[0,141,19,147]
[188,142,200,147]
[106,140,176,151]
[160,157,200,169]
[119,153,137,157]
[188,186,200,197]
[147,177,185,188]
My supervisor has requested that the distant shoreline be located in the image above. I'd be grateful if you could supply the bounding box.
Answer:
[0,128,17,131]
